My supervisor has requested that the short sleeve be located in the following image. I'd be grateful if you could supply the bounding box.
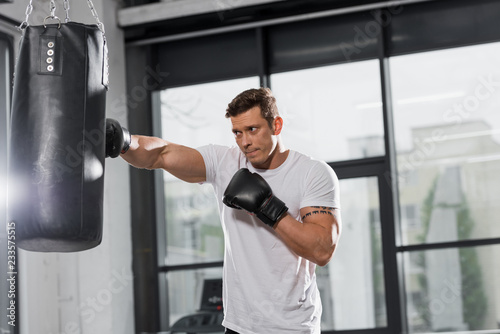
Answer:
[197,144,215,184]
[301,161,340,210]
[197,144,240,186]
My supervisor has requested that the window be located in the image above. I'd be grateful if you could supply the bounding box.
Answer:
[317,177,386,330]
[401,204,420,231]
[403,245,500,332]
[163,267,223,325]
[154,76,260,327]
[271,60,385,162]
[391,42,500,332]
[392,42,500,245]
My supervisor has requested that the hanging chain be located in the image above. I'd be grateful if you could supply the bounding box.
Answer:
[86,0,105,33]
[63,0,71,23]
[49,0,57,18]
[18,0,33,30]
[18,0,104,33]
[43,0,62,28]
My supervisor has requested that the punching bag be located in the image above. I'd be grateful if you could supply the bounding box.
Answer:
[8,3,109,252]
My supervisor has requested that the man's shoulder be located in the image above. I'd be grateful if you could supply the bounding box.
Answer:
[289,150,328,168]
[197,144,240,157]
[197,144,245,177]
[288,150,337,180]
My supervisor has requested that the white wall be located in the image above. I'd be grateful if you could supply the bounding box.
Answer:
[0,1,134,333]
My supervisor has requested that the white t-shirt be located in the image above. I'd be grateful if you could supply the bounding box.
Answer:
[197,144,340,334]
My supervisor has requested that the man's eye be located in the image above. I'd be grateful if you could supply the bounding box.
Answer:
[233,131,241,136]
[250,127,257,132]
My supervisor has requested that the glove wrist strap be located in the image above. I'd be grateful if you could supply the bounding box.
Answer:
[121,127,131,154]
[257,196,288,228]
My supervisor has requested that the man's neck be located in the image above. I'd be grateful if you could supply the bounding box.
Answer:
[255,143,289,170]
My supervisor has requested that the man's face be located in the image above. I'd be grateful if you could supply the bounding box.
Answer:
[230,106,281,169]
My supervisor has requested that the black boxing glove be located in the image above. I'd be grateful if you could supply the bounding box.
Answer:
[105,118,131,158]
[223,168,288,228]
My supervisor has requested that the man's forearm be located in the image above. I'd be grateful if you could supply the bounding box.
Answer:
[121,135,168,169]
[121,134,207,183]
[274,212,341,267]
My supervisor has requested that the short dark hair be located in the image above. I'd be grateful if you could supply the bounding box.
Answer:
[225,88,279,127]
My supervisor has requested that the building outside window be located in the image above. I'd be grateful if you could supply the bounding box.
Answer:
[391,42,500,332]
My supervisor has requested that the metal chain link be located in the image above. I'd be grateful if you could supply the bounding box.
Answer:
[63,0,71,23]
[18,0,33,30]
[19,0,104,33]
[49,0,57,18]
[44,0,62,28]
[86,0,105,33]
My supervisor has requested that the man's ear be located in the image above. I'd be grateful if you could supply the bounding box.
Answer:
[273,117,284,135]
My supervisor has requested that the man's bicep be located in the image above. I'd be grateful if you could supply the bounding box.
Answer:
[300,206,341,232]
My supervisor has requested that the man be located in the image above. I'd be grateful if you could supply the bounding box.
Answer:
[107,87,341,333]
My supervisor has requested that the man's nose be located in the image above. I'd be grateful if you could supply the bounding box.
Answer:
[241,132,251,148]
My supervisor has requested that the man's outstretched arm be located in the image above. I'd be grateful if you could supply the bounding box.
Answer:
[106,119,206,183]
[124,135,206,183]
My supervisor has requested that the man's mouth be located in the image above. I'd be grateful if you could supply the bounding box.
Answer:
[245,149,258,157]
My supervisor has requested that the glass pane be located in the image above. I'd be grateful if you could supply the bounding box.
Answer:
[157,77,260,265]
[271,60,385,162]
[164,267,223,329]
[318,177,387,330]
[404,245,500,332]
[164,182,223,265]
[391,42,500,245]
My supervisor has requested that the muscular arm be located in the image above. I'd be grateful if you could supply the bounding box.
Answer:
[122,134,206,183]
[274,207,341,267]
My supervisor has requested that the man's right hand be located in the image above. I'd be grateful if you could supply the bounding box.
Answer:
[105,118,131,158]
[223,168,288,228]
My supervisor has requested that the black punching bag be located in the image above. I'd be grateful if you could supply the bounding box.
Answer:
[8,22,109,252]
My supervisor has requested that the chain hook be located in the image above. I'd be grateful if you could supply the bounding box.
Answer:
[49,0,57,18]
[18,0,33,31]
[43,16,62,29]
